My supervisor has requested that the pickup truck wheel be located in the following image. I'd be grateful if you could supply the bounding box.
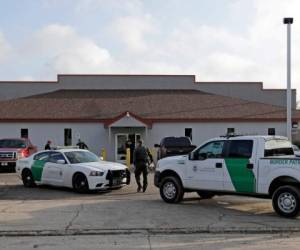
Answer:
[196,191,215,199]
[160,176,184,203]
[272,185,300,218]
[22,169,36,188]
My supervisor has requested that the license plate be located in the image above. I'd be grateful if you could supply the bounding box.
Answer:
[112,179,121,186]
[1,162,8,166]
[113,178,126,186]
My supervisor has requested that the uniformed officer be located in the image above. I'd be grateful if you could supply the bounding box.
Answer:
[44,140,52,150]
[133,140,153,192]
[76,139,89,149]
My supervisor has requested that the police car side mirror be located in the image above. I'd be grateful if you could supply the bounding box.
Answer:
[56,159,66,164]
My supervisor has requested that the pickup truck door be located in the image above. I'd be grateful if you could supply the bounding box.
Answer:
[186,140,225,190]
[223,140,257,193]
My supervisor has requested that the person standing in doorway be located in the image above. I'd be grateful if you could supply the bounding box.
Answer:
[133,140,153,192]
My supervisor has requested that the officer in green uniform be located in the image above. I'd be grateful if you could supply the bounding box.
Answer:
[133,140,153,192]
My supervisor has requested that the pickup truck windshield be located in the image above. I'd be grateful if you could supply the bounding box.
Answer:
[65,151,99,164]
[0,139,26,148]
[264,139,294,157]
[162,137,191,147]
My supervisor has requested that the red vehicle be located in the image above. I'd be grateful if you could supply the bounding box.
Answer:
[0,138,37,171]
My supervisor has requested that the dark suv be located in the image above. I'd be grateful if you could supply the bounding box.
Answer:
[0,138,37,171]
[155,136,196,160]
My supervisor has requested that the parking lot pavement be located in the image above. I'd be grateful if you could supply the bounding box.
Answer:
[0,173,300,236]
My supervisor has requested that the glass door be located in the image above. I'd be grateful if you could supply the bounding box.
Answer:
[115,134,128,163]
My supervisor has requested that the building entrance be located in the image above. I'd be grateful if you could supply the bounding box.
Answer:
[115,133,141,164]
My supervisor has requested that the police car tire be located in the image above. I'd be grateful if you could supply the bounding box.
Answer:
[22,169,36,188]
[196,191,215,199]
[160,176,184,203]
[272,185,300,218]
[73,173,89,193]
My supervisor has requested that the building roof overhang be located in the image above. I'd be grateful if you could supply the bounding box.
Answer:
[104,111,152,128]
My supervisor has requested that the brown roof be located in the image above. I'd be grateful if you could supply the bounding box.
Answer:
[0,89,299,122]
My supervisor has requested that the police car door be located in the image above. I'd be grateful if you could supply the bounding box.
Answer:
[187,140,225,190]
[43,152,67,186]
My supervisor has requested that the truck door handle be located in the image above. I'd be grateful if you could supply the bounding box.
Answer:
[246,163,254,170]
[215,163,222,168]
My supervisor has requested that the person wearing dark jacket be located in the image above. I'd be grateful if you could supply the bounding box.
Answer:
[76,139,89,150]
[44,140,52,150]
[133,140,153,192]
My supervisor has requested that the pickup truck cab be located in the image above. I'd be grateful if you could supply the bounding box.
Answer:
[154,135,300,217]
[0,138,37,171]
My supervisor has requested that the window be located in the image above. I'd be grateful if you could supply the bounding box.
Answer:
[49,152,66,163]
[185,128,192,141]
[227,128,235,134]
[264,139,294,157]
[64,128,72,146]
[227,140,253,159]
[33,152,50,161]
[194,141,225,160]
[0,139,26,148]
[268,128,275,135]
[21,128,28,138]
[161,137,191,147]
[292,122,298,129]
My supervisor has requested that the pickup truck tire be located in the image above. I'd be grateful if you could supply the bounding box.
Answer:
[22,169,36,188]
[160,176,184,203]
[272,185,300,218]
[196,191,215,199]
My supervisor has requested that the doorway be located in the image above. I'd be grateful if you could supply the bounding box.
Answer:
[115,133,141,163]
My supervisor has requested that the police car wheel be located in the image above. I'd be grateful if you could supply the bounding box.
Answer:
[160,176,184,203]
[73,173,89,193]
[272,185,300,218]
[22,169,36,188]
[196,191,215,199]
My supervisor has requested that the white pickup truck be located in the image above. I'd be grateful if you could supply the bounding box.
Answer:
[154,135,300,218]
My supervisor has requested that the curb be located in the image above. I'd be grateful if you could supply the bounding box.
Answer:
[1,227,300,237]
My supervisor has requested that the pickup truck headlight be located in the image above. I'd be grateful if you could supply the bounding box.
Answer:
[89,171,104,176]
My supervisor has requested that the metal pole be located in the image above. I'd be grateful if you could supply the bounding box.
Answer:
[284,17,293,141]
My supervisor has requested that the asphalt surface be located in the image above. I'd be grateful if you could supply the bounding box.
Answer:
[1,172,300,249]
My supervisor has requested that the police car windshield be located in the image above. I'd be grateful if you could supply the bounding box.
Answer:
[64,151,99,164]
[0,139,26,148]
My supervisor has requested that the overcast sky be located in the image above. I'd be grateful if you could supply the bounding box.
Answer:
[0,0,299,100]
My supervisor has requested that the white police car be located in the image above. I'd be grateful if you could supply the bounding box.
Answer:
[16,148,130,193]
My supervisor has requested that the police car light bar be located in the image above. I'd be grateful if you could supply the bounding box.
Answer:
[52,146,80,150]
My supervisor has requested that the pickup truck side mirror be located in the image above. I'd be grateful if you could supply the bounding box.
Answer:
[154,144,160,148]
[199,153,207,160]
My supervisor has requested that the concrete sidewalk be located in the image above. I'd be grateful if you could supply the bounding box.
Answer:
[2,233,300,250]
[0,173,300,236]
